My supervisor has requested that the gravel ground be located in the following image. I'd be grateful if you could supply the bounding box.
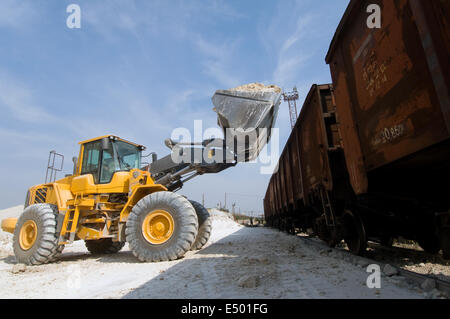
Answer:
[295,226,450,290]
[365,240,450,282]
[0,206,432,299]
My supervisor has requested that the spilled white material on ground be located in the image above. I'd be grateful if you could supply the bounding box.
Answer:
[0,207,425,299]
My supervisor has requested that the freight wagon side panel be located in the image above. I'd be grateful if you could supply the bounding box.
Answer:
[264,181,273,220]
[263,84,338,227]
[268,180,274,219]
[292,126,305,202]
[298,85,334,199]
[326,0,450,194]
[283,148,294,205]
[271,174,278,216]
[275,170,282,215]
[279,156,287,210]
[288,136,300,204]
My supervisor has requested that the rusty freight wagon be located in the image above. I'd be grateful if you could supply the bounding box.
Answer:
[264,84,355,248]
[265,0,450,258]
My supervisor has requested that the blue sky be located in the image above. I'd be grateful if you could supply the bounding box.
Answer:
[0,0,348,214]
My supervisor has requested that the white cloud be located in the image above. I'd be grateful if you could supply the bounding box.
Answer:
[82,0,243,42]
[194,36,241,88]
[0,72,56,123]
[271,13,318,87]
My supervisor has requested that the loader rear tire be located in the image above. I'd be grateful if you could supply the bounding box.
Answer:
[85,239,125,255]
[125,191,198,262]
[189,200,212,250]
[13,204,62,265]
[49,244,65,262]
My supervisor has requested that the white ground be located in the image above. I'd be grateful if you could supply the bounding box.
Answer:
[0,206,426,299]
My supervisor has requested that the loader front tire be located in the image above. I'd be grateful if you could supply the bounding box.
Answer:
[13,204,62,265]
[189,200,212,250]
[125,191,198,262]
[85,239,125,255]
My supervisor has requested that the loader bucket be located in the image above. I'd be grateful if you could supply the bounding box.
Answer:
[212,84,281,161]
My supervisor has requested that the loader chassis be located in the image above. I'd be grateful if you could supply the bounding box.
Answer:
[26,136,167,245]
[2,135,210,265]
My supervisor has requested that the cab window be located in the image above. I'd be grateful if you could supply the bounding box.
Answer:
[81,141,101,183]
[100,146,117,184]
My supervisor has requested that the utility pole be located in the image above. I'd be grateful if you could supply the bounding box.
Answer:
[224,192,227,210]
[202,193,205,207]
[283,87,300,130]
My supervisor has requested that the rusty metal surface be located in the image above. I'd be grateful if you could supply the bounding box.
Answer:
[279,157,287,208]
[287,140,299,206]
[284,144,295,205]
[264,84,336,219]
[326,0,450,195]
[298,85,334,199]
[409,0,450,133]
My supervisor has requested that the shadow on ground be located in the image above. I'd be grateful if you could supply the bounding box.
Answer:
[121,226,271,299]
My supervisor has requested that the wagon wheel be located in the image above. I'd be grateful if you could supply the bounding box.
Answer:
[343,209,367,255]
[380,235,394,248]
[288,219,296,235]
[418,234,441,254]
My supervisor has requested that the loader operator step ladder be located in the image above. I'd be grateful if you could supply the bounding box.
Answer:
[59,207,80,244]
[45,150,64,184]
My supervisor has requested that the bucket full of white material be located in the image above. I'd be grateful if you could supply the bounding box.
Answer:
[212,83,281,162]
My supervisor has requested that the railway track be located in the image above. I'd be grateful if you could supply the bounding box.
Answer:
[293,233,450,298]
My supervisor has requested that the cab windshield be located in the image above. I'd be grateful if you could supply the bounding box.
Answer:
[100,140,141,183]
[113,140,141,171]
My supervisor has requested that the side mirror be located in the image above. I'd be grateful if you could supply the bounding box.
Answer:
[152,153,157,163]
[101,137,110,150]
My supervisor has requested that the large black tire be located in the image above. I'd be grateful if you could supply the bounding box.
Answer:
[125,191,198,262]
[13,204,64,265]
[343,210,367,256]
[49,244,65,262]
[85,239,125,254]
[189,200,212,250]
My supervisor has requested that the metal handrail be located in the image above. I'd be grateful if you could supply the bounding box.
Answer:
[45,150,64,183]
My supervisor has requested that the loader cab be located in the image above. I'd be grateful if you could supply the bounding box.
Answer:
[77,136,145,184]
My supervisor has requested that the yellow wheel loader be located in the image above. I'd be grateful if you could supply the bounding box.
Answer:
[0,85,282,265]
[2,135,215,265]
